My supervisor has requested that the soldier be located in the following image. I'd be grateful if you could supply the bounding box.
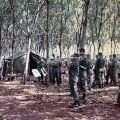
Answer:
[94,52,105,88]
[57,56,62,84]
[105,55,112,85]
[78,48,88,102]
[93,55,98,87]
[86,54,93,90]
[69,53,79,108]
[49,59,54,85]
[109,54,118,86]
[37,60,44,84]
[52,59,61,86]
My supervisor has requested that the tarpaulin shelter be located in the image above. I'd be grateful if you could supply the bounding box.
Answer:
[2,51,42,76]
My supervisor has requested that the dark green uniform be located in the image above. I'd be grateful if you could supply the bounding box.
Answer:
[109,57,118,85]
[106,61,111,84]
[86,57,93,90]
[94,57,105,88]
[79,55,88,99]
[69,59,79,104]
[52,60,61,86]
[37,61,44,84]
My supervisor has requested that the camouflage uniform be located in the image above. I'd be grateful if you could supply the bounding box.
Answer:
[105,55,112,85]
[93,53,105,88]
[69,60,79,101]
[78,48,88,101]
[49,62,54,84]
[86,54,93,90]
[109,54,118,85]
[52,60,61,86]
[69,56,79,107]
[37,61,44,84]
[79,55,88,98]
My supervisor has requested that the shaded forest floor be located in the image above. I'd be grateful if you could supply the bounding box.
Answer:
[0,78,119,120]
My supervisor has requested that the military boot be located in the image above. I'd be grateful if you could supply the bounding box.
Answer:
[79,93,87,104]
[69,100,80,108]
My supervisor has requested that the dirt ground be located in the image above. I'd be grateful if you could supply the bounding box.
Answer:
[0,78,119,120]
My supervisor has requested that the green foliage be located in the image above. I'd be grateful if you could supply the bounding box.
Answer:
[0,0,120,57]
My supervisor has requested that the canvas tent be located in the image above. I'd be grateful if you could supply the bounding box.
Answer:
[2,51,42,76]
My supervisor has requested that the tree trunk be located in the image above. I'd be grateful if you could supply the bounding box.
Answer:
[24,0,32,77]
[59,0,64,58]
[79,0,90,49]
[0,18,2,59]
[46,0,50,59]
[9,0,15,74]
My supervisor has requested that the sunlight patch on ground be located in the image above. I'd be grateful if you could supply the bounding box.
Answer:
[0,95,31,100]
[19,101,36,107]
[23,88,37,94]
[13,95,28,100]
[31,91,70,96]
[1,81,20,85]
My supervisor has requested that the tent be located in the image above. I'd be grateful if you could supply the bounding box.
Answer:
[2,51,42,76]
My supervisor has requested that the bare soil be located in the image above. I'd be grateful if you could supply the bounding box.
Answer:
[0,79,119,120]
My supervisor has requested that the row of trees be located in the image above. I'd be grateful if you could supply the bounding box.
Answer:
[0,0,120,59]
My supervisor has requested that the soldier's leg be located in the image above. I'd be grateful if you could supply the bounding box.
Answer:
[93,70,99,88]
[92,74,96,88]
[56,72,60,86]
[70,82,79,100]
[105,70,110,84]
[110,70,116,85]
[69,76,79,107]
[49,68,53,84]
[87,71,92,90]
[97,71,102,88]
[100,72,104,87]
[59,69,62,84]
[79,78,87,100]
[110,72,113,85]
[52,71,56,85]
[112,71,117,86]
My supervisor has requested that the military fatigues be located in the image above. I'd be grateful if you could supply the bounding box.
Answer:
[69,58,80,107]
[69,60,79,102]
[93,57,105,88]
[52,60,61,86]
[86,58,93,90]
[78,55,88,99]
[37,62,44,84]
[109,57,118,85]
[49,61,54,84]
[105,61,111,84]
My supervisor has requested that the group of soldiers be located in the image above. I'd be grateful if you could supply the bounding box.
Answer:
[37,57,62,86]
[31,49,119,107]
[68,48,119,108]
